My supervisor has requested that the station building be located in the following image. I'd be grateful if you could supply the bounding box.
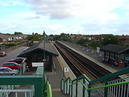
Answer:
[18,41,58,71]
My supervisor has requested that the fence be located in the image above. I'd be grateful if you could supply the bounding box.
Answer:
[0,66,52,97]
[0,88,34,97]
[61,74,90,97]
[61,67,129,97]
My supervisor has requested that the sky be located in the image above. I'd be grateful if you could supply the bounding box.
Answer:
[0,0,129,35]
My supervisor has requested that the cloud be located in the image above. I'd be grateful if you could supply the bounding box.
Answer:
[0,0,25,7]
[82,17,129,35]
[10,12,41,20]
[24,0,129,19]
[1,0,129,34]
[24,0,72,19]
[23,0,129,35]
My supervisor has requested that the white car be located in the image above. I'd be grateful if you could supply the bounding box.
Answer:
[0,67,19,75]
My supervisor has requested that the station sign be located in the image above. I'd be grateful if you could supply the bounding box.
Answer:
[64,67,70,72]
[32,62,44,67]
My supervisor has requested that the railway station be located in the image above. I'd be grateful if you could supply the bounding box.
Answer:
[0,40,129,97]
[1,0,129,97]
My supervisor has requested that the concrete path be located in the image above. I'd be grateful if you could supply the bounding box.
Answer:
[46,57,68,97]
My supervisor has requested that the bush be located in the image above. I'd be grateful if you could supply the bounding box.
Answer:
[3,42,24,47]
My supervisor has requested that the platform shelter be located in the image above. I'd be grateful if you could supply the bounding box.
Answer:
[101,44,129,67]
[18,41,58,71]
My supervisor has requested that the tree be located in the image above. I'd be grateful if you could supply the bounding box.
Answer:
[88,40,101,49]
[77,38,89,45]
[14,32,23,35]
[101,35,119,45]
[27,33,42,41]
[59,33,71,41]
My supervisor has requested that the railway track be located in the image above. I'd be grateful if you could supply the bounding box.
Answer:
[55,41,111,80]
[55,43,82,77]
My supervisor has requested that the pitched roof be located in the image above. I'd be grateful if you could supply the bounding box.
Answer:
[101,44,129,54]
[0,34,10,39]
[18,41,58,57]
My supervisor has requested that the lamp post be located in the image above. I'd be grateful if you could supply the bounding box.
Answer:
[43,31,46,62]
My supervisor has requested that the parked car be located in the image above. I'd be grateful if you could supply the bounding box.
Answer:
[1,62,21,69]
[0,67,19,75]
[0,51,6,57]
[8,57,26,64]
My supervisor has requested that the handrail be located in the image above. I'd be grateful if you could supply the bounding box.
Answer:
[88,80,129,91]
[61,75,129,92]
[46,81,52,97]
[73,74,90,83]
[61,67,129,97]
[90,67,129,84]
[61,74,91,97]
[62,74,90,86]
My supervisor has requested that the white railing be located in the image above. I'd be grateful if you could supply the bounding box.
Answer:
[107,79,129,97]
[0,89,34,97]
[90,78,129,97]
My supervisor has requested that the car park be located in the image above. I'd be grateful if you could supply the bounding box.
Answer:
[0,67,19,75]
[0,51,6,57]
[8,57,26,64]
[1,62,21,69]
[8,57,27,74]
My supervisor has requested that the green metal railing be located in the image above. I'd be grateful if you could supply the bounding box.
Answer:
[61,67,129,97]
[0,66,53,97]
[88,80,129,90]
[61,74,90,97]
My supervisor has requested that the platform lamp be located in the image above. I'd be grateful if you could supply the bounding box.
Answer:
[43,31,46,62]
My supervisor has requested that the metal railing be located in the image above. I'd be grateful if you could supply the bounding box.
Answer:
[0,89,34,97]
[88,78,129,97]
[61,74,90,97]
[0,66,53,97]
[61,67,129,97]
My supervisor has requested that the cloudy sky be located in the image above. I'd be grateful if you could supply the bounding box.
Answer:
[0,0,129,35]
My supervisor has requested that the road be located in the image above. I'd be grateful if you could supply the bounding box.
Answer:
[0,46,28,64]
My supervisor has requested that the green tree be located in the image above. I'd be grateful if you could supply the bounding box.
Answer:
[101,35,119,45]
[77,38,89,45]
[88,40,101,49]
[27,33,42,41]
[14,32,23,35]
[59,33,71,41]
[49,34,60,41]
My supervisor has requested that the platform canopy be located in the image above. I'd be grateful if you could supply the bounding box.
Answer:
[101,44,129,54]
[18,41,58,57]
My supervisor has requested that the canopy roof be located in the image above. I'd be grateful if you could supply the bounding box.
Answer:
[101,44,129,54]
[18,41,58,57]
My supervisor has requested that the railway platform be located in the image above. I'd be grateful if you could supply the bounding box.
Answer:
[46,57,69,97]
[57,41,129,78]
[59,41,119,73]
[55,42,129,97]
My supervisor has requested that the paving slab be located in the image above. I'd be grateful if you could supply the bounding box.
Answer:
[46,57,69,97]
